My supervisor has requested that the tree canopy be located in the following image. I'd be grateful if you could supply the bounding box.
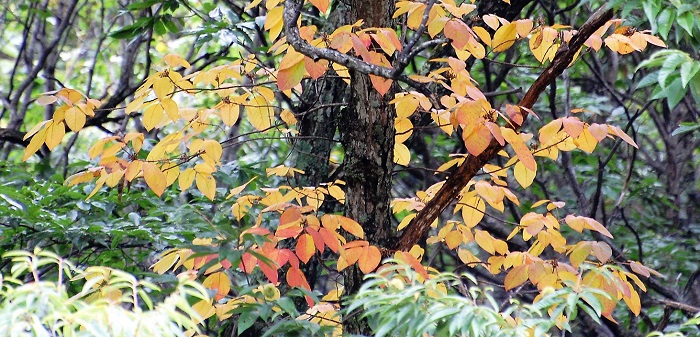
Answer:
[1,0,699,336]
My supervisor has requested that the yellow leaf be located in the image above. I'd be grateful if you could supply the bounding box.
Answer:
[264,6,285,42]
[124,160,143,182]
[161,97,179,122]
[153,76,174,100]
[143,104,165,131]
[23,126,48,161]
[143,162,167,196]
[474,229,495,254]
[538,119,562,145]
[196,173,217,200]
[23,120,52,141]
[568,242,591,269]
[492,22,517,52]
[428,16,450,37]
[573,127,598,153]
[339,216,364,239]
[461,193,485,227]
[474,181,504,208]
[458,248,480,264]
[472,26,492,47]
[87,172,108,200]
[164,166,179,187]
[395,118,413,143]
[202,140,223,166]
[445,230,462,249]
[65,169,100,186]
[623,283,641,316]
[163,54,191,69]
[280,109,297,125]
[397,213,416,231]
[44,120,65,150]
[226,176,257,199]
[513,161,536,188]
[394,142,411,166]
[327,184,345,204]
[219,100,240,126]
[126,95,147,114]
[64,107,86,132]
[105,170,124,187]
[247,94,275,130]
[151,250,179,274]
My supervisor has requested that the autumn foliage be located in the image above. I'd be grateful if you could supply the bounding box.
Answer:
[17,0,672,335]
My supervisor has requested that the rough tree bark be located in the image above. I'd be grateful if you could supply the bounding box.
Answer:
[339,1,396,334]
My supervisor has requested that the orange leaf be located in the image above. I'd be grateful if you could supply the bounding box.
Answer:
[309,0,329,12]
[203,272,231,301]
[343,246,365,266]
[462,123,492,156]
[588,123,608,141]
[277,58,306,91]
[502,128,536,171]
[504,264,529,290]
[319,227,340,253]
[296,233,316,263]
[304,57,328,79]
[394,251,428,279]
[444,19,472,50]
[286,266,311,291]
[339,216,364,238]
[358,245,382,273]
[306,227,326,252]
[561,116,584,138]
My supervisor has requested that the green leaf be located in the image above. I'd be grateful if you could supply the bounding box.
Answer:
[238,311,258,334]
[665,77,686,110]
[275,297,298,315]
[677,11,696,36]
[680,61,700,88]
[657,9,675,40]
[126,0,162,10]
[635,72,658,90]
[671,122,700,136]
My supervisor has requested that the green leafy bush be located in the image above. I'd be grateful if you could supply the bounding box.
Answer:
[0,248,208,337]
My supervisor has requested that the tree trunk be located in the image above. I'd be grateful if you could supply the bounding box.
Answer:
[340,0,396,334]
